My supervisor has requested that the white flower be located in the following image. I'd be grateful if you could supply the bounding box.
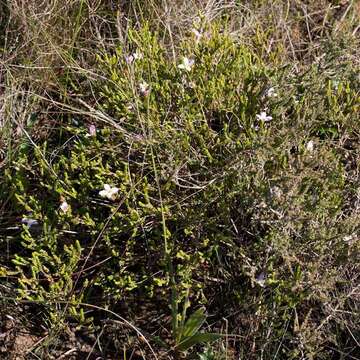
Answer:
[60,201,69,213]
[255,272,266,287]
[99,184,119,200]
[139,81,150,96]
[125,50,143,64]
[306,140,314,152]
[133,51,143,60]
[178,57,194,72]
[21,218,39,228]
[266,87,277,98]
[270,186,282,200]
[343,235,355,243]
[256,111,272,122]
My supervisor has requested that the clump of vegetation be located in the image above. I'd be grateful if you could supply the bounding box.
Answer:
[1,1,359,359]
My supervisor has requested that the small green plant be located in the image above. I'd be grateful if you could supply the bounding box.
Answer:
[155,304,221,358]
[174,308,221,353]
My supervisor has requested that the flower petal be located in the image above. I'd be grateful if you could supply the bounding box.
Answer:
[99,190,107,198]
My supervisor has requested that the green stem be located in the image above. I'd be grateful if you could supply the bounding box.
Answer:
[150,146,178,340]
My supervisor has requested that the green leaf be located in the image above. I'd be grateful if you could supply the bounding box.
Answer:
[180,308,206,339]
[176,333,221,352]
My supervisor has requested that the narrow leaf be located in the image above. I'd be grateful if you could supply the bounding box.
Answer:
[180,308,206,339]
[176,333,221,352]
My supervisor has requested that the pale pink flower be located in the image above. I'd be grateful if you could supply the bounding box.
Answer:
[89,124,96,137]
[125,54,134,64]
[60,201,69,213]
[192,29,202,43]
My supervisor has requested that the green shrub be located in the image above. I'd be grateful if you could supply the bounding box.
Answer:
[2,23,359,358]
